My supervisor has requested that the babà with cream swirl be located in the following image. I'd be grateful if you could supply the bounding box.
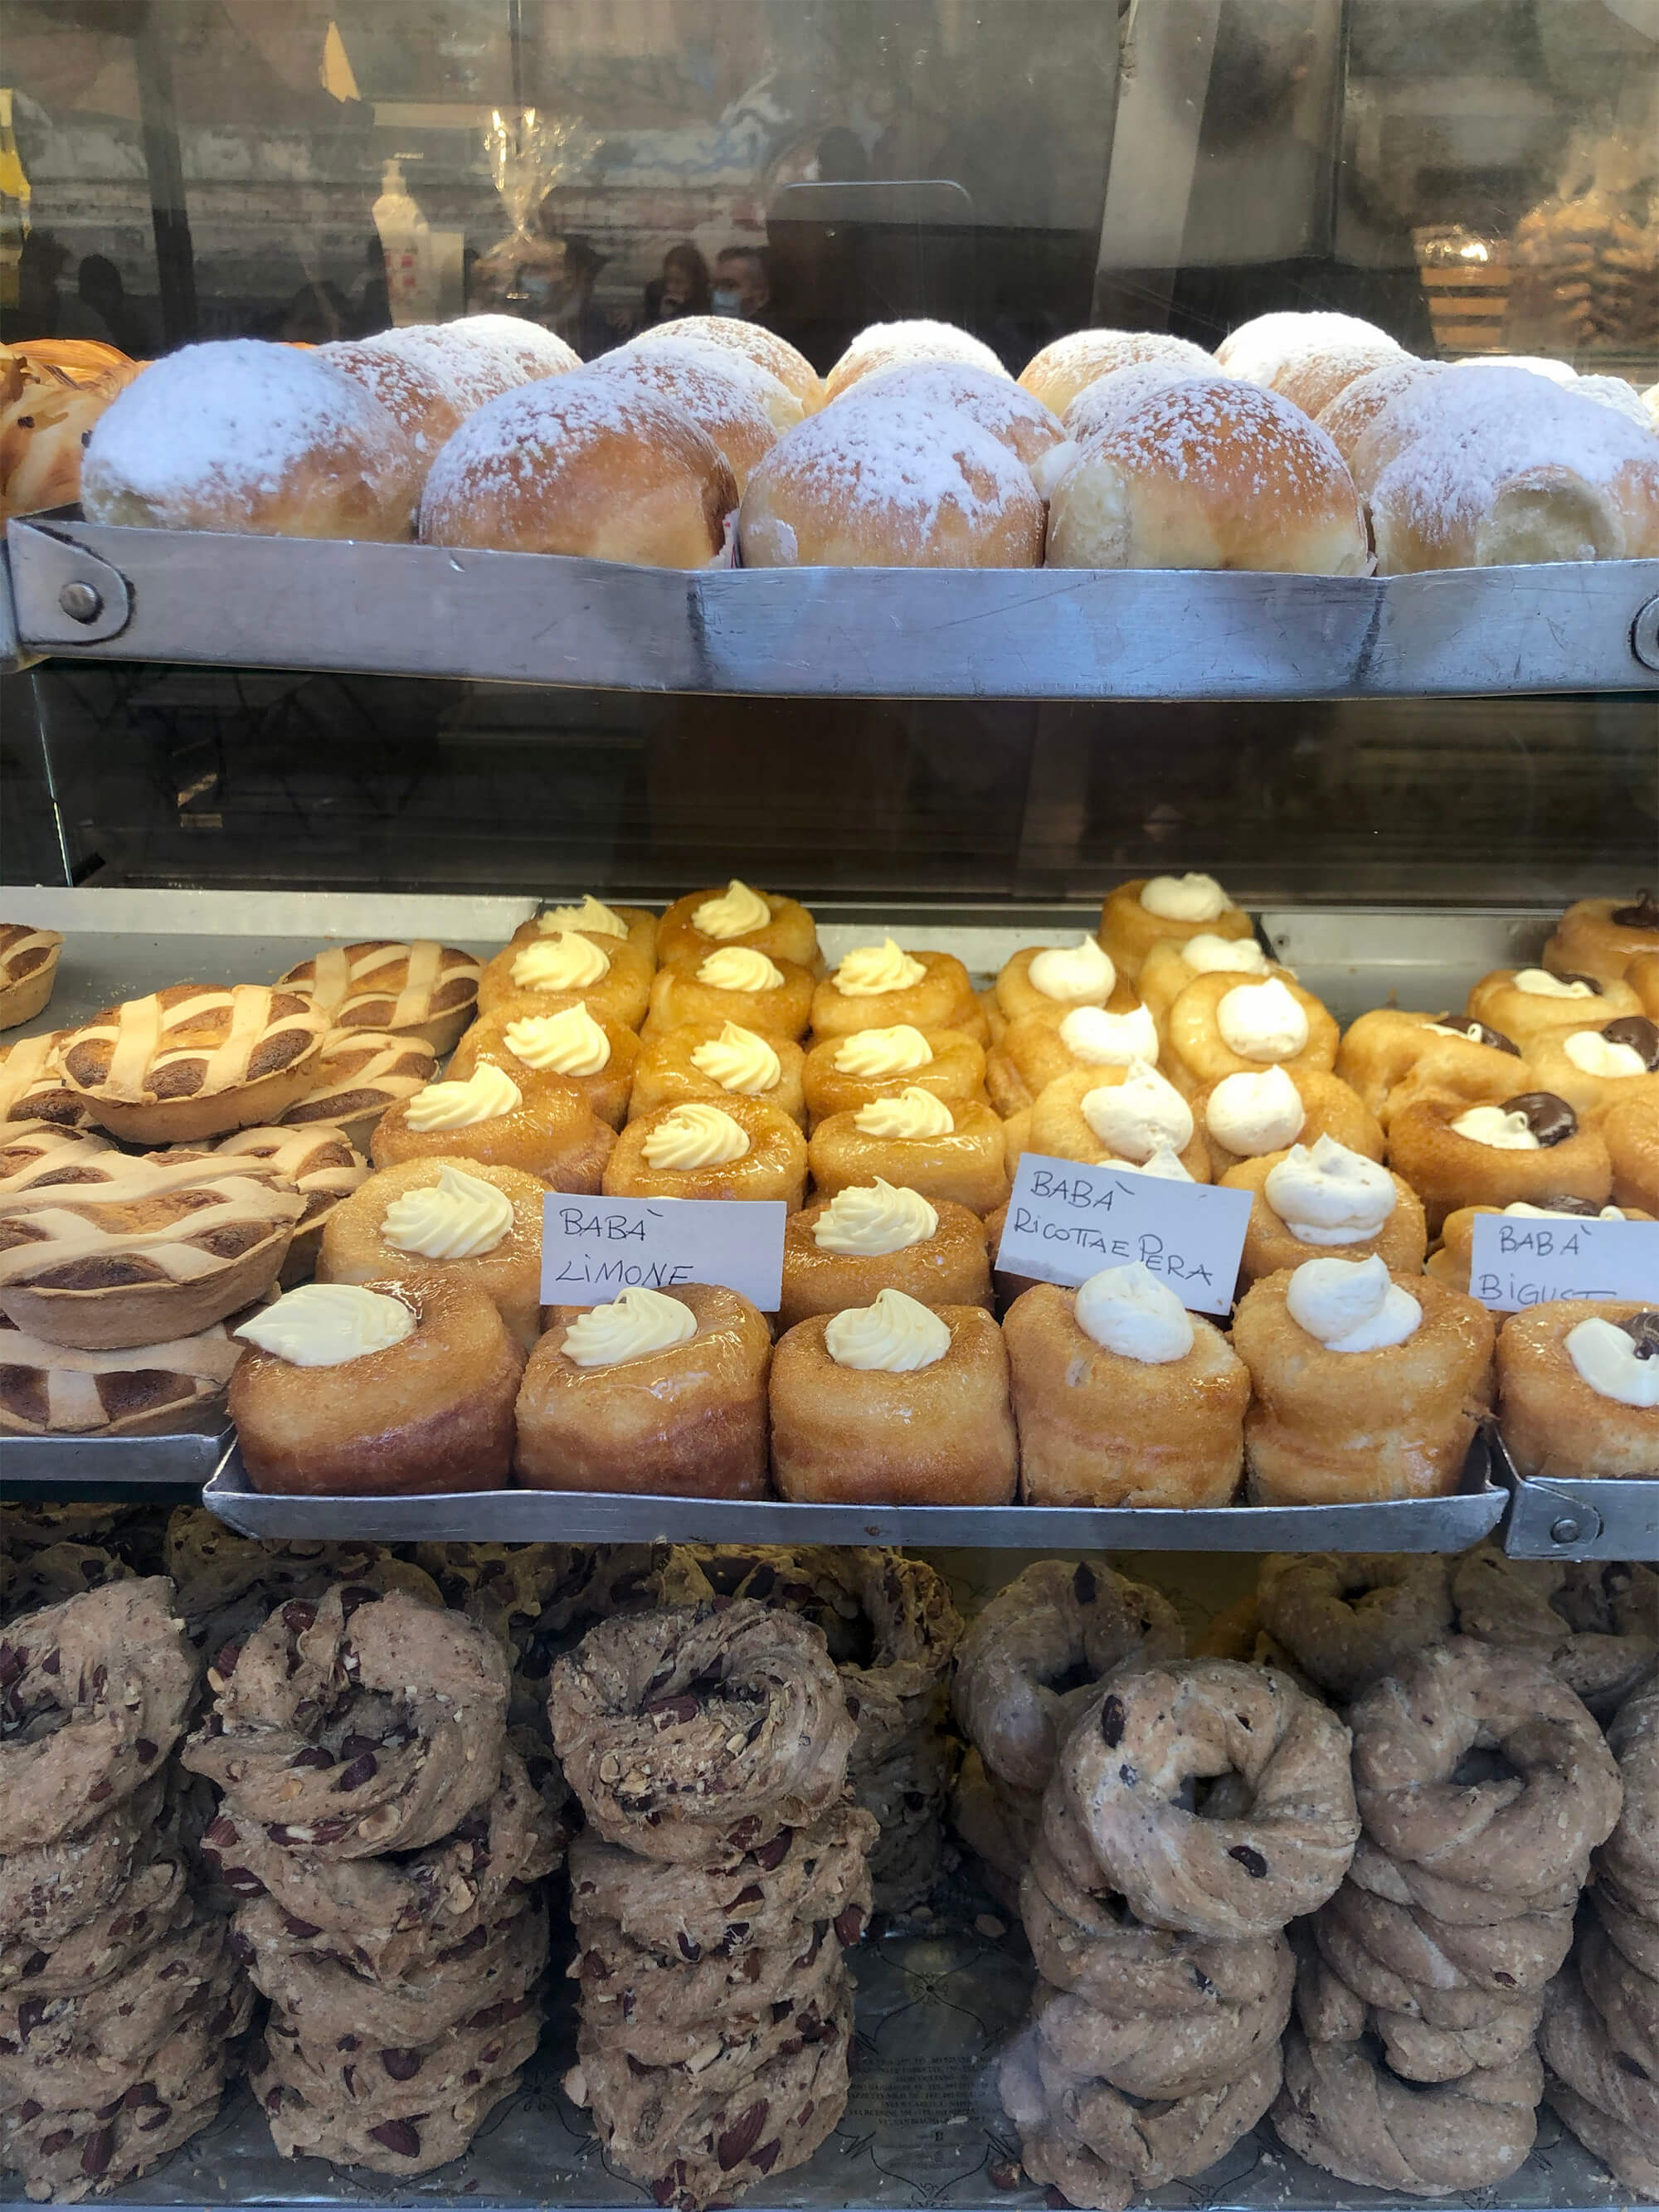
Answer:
[628,1018,805,1126]
[802,1023,986,1126]
[654,882,820,972]
[985,1002,1164,1116]
[1497,1299,1659,1480]
[1165,970,1339,1093]
[1223,1134,1426,1283]
[643,946,815,1039]
[372,1059,615,1192]
[1335,1007,1526,1130]
[1385,1091,1611,1234]
[1195,1066,1384,1176]
[450,1004,639,1128]
[604,1094,807,1205]
[1542,892,1659,988]
[1465,965,1640,1051]
[994,936,1118,1023]
[518,893,658,963]
[1099,874,1252,983]
[1024,1062,1211,1182]
[319,1156,547,1349]
[476,927,653,1030]
[810,943,985,1044]
[1526,1016,1659,1123]
[778,1186,992,1329]
[809,1093,1010,1213]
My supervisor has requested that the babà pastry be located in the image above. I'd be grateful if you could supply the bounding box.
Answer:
[1427,1197,1637,1292]
[519,892,659,965]
[275,1028,437,1150]
[1137,932,1282,1030]
[229,1276,523,1494]
[0,1312,244,1436]
[770,1290,1017,1503]
[1543,892,1659,985]
[1100,874,1253,983]
[1497,1299,1659,1479]
[810,940,985,1044]
[994,936,1118,1024]
[808,1090,1010,1213]
[1466,965,1640,1049]
[1005,1266,1248,1506]
[319,1156,547,1349]
[516,1284,771,1495]
[476,926,652,1029]
[208,1122,367,1284]
[1386,1091,1612,1233]
[1223,1135,1427,1285]
[1603,1092,1659,1210]
[0,1150,304,1349]
[801,1023,985,1126]
[603,1096,807,1205]
[987,1001,1165,1116]
[449,1003,639,1130]
[1233,1256,1495,1503]
[0,1029,90,1128]
[643,948,815,1041]
[1336,1007,1528,1125]
[654,881,819,973]
[1165,971,1339,1093]
[0,924,63,1029]
[1024,1061,1209,1181]
[1196,1065,1383,1176]
[627,1020,803,1128]
[276,940,481,1056]
[1525,1015,1659,1122]
[371,1059,614,1193]
[1626,947,1659,1021]
[57,984,329,1144]
[778,1184,992,1329]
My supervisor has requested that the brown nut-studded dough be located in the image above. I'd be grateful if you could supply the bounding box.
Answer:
[1451,1543,1658,1710]
[1254,1552,1455,1703]
[1031,1959,1292,2103]
[0,1775,165,1951]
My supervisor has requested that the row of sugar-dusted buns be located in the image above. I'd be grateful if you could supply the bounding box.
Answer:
[71,309,1659,576]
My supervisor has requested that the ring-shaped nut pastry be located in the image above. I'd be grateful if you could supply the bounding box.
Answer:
[951,1558,1184,1794]
[1233,1266,1494,1505]
[1466,965,1640,1050]
[985,1007,1162,1119]
[1524,1018,1659,1124]
[1099,877,1253,983]
[1165,970,1339,1093]
[372,1067,615,1194]
[1005,1281,1248,1507]
[778,1193,990,1329]
[654,884,820,974]
[1335,1008,1527,1126]
[475,930,654,1029]
[1195,1066,1383,1177]
[1427,1196,1645,1292]
[182,1584,508,1858]
[769,1304,1017,1504]
[449,1008,639,1130]
[1019,2031,1283,2198]
[1540,1961,1659,2202]
[807,1098,1010,1213]
[0,1580,195,1853]
[1060,1662,1360,1941]
[1543,891,1659,986]
[547,1598,857,1861]
[317,1156,547,1351]
[1254,1553,1455,1703]
[800,1025,985,1127]
[1026,1065,1211,1180]
[1031,1966,1292,2106]
[627,1021,805,1127]
[1452,1543,1659,1711]
[641,954,815,1042]
[1346,1636,1623,1893]
[1385,1095,1611,1235]
[228,1276,524,1496]
[603,1095,807,1205]
[1602,1678,1659,1923]
[516,1284,772,1498]
[1497,1297,1659,1480]
[1321,1862,1574,1999]
[810,948,985,1044]
[994,941,1121,1026]
[1223,1149,1426,1284]
[1603,1092,1659,1212]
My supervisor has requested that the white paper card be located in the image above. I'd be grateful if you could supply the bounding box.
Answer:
[1468,1213,1659,1311]
[541,1196,786,1310]
[995,1152,1251,1315]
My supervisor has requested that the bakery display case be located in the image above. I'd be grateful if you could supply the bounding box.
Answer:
[2,4,1659,2212]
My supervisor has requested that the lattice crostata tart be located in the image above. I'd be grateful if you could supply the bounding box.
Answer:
[0,1121,113,1190]
[275,1028,437,1150]
[57,983,329,1143]
[0,924,64,1029]
[277,941,483,1055]
[0,1029,92,1128]
[205,1124,368,1283]
[0,1310,244,1436]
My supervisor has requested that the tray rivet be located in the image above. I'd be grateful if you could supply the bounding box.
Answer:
[59,581,104,624]
[1549,1514,1582,1544]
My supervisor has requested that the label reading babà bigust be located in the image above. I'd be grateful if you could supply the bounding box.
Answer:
[1467,1212,1659,1312]
[995,1153,1250,1316]
[540,1196,786,1310]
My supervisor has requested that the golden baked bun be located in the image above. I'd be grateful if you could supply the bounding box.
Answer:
[1386,1093,1612,1234]
[603,1095,808,1206]
[1350,367,1659,571]
[1019,328,1215,419]
[1545,893,1659,987]
[778,1190,992,1330]
[801,1025,985,1128]
[825,318,1009,402]
[1063,361,1229,450]
[994,939,1119,1025]
[1315,357,1444,468]
[655,883,819,971]
[80,339,422,541]
[319,338,465,462]
[1047,376,1369,574]
[738,400,1044,569]
[371,1062,614,1193]
[354,323,527,414]
[630,314,825,414]
[1497,1299,1659,1480]
[628,1021,805,1127]
[1466,965,1640,1050]
[834,360,1069,489]
[319,1155,547,1350]
[1,349,142,523]
[421,313,580,385]
[586,342,787,493]
[642,954,815,1043]
[1215,309,1402,386]
[1334,1007,1525,1128]
[450,1006,639,1130]
[476,929,654,1030]
[808,1096,1010,1214]
[420,375,737,567]
[1625,949,1659,1021]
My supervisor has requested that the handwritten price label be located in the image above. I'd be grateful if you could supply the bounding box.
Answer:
[995,1153,1250,1315]
[1467,1212,1659,1311]
[540,1197,786,1310]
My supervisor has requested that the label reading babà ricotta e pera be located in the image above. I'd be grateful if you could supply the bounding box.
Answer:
[995,1152,1250,1316]
[1467,1213,1659,1311]
[541,1195,786,1310]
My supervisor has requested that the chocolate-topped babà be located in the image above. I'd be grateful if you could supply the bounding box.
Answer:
[1613,891,1659,931]
[1544,894,1659,985]
[1502,1091,1579,1145]
[1432,1016,1520,1056]
[1601,1016,1659,1067]
[1621,1309,1659,1355]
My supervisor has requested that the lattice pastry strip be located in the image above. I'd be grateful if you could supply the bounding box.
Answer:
[205,1124,367,1271]
[277,1028,438,1139]
[0,1031,91,1128]
[0,1153,304,1285]
[0,1121,113,1193]
[278,941,481,1051]
[64,984,326,1101]
[0,1315,243,1435]
[0,924,63,1028]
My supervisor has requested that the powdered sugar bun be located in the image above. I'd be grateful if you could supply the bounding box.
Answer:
[420,373,737,567]
[1047,375,1369,574]
[1267,335,1410,423]
[1561,374,1653,430]
[433,313,580,382]
[620,333,802,435]
[1216,309,1399,387]
[1645,382,1659,428]
[586,343,786,492]
[1315,358,1445,468]
[1066,361,1234,448]
[738,397,1044,568]
[1019,328,1215,418]
[80,338,422,541]
[837,360,1068,483]
[1353,367,1659,571]
[825,319,1009,402]
[630,314,825,414]
[322,338,465,459]
[1452,353,1577,386]
[357,325,520,414]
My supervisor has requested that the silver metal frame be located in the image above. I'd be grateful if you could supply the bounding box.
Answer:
[5,517,1657,698]
[1492,1433,1659,1559]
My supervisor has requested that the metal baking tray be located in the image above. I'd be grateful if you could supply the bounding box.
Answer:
[1491,1432,1659,1560]
[0,1423,232,1493]
[5,513,1657,698]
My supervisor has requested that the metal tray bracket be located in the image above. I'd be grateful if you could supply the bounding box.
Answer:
[7,519,133,647]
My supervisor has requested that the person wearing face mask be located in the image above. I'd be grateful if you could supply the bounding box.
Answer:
[712,244,774,325]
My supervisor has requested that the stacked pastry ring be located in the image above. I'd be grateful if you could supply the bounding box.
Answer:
[1253,1552,1456,1703]
[1275,1636,1623,2195]
[1000,1658,1357,2212]
[1450,1544,1658,1716]
[549,1598,875,2210]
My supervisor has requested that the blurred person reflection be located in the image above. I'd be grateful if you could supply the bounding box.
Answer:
[279,280,351,343]
[643,241,712,325]
[7,231,114,345]
[76,256,150,358]
[712,245,772,323]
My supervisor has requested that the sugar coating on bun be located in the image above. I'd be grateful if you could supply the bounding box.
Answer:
[630,314,825,414]
[1019,328,1215,418]
[738,396,1044,568]
[838,360,1067,478]
[1216,309,1399,387]
[587,343,786,491]
[1066,361,1233,448]
[1316,357,1443,467]
[420,373,737,567]
[432,313,580,382]
[357,325,519,413]
[620,333,802,434]
[80,338,421,541]
[1047,375,1369,575]
[825,319,1008,402]
[1269,336,1408,424]
[322,338,465,458]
